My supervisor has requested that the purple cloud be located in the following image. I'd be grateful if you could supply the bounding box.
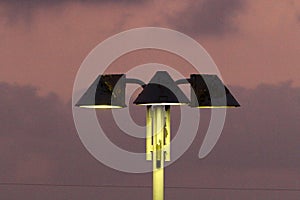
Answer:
[0,81,299,199]
[169,0,245,36]
[0,0,147,24]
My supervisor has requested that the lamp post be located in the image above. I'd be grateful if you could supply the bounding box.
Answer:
[133,71,190,200]
[76,71,240,200]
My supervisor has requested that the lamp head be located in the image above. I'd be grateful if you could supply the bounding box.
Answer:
[134,71,190,106]
[75,74,126,109]
[189,74,240,108]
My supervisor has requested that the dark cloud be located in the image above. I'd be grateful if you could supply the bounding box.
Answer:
[0,0,147,24]
[0,81,300,199]
[0,0,144,5]
[169,0,245,36]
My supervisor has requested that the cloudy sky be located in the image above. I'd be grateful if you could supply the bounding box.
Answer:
[0,0,300,199]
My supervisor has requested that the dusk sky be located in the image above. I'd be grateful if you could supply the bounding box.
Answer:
[0,0,300,199]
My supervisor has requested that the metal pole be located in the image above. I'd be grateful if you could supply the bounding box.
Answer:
[146,106,153,161]
[164,106,170,161]
[152,105,165,200]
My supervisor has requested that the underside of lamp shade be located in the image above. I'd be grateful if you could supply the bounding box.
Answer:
[189,74,240,108]
[75,74,126,108]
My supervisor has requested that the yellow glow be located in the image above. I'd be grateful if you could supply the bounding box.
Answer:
[79,105,123,109]
[197,106,236,108]
[138,103,187,106]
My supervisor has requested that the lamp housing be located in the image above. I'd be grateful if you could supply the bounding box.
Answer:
[189,74,240,108]
[75,74,126,108]
[134,71,190,106]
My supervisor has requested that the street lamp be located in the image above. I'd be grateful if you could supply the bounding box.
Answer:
[76,71,239,200]
[133,71,190,200]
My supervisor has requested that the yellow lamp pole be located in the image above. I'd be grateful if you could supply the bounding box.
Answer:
[147,105,171,200]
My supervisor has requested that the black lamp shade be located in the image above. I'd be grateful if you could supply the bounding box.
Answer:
[134,71,190,105]
[75,74,126,108]
[189,74,240,108]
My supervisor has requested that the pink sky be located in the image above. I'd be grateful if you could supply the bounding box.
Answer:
[0,0,300,100]
[0,1,300,199]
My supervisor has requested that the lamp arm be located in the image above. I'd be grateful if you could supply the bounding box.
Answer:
[126,78,147,88]
[175,78,190,85]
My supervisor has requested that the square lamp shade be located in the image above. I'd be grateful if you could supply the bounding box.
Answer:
[189,74,240,108]
[75,74,126,108]
[134,71,190,106]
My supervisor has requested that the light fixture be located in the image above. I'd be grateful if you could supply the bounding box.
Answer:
[133,71,190,105]
[189,74,240,108]
[75,74,126,108]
